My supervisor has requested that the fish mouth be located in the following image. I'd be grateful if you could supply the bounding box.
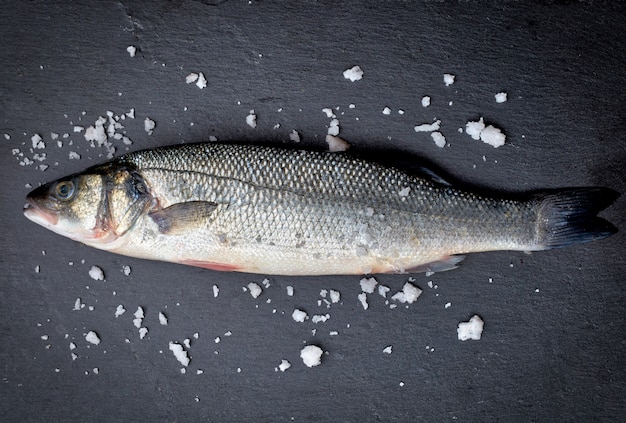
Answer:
[23,199,59,227]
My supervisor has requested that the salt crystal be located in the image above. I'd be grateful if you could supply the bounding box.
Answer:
[329,289,340,303]
[480,125,506,148]
[495,92,508,103]
[431,131,446,148]
[322,108,334,118]
[213,284,219,298]
[144,118,156,135]
[247,282,262,298]
[169,342,190,366]
[278,359,291,372]
[457,315,484,341]
[139,327,148,339]
[300,345,323,367]
[414,120,441,132]
[359,277,378,294]
[391,282,422,304]
[186,73,199,84]
[443,73,455,86]
[421,96,431,107]
[312,314,330,323]
[378,285,390,297]
[159,312,168,325]
[465,117,485,141]
[289,130,301,143]
[85,331,100,345]
[343,65,363,82]
[126,46,137,57]
[246,111,257,128]
[292,309,308,322]
[73,298,83,311]
[196,72,207,89]
[382,107,391,115]
[326,134,350,152]
[358,293,368,310]
[383,346,392,354]
[115,305,126,318]
[88,266,104,281]
[31,134,45,149]
[286,286,294,296]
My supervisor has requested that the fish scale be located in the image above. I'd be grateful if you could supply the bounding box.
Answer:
[24,142,618,275]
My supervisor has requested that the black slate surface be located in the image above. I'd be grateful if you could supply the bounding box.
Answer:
[1,1,625,421]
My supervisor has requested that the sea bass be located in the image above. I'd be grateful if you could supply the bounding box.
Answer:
[24,143,618,275]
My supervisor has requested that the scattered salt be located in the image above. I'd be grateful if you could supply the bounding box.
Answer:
[326,135,350,152]
[115,305,126,318]
[278,359,291,372]
[85,331,100,345]
[159,312,168,325]
[292,309,308,322]
[465,117,485,140]
[286,286,294,296]
[144,118,155,135]
[457,315,484,341]
[382,107,391,115]
[378,285,390,298]
[139,327,148,339]
[88,266,104,281]
[495,92,508,103]
[246,111,257,128]
[391,282,422,304]
[196,72,207,89]
[31,134,45,149]
[169,342,190,366]
[421,96,431,107]
[359,277,378,294]
[358,293,369,310]
[414,120,441,132]
[73,126,84,133]
[213,284,219,298]
[480,125,506,148]
[247,282,262,299]
[327,118,340,136]
[69,342,76,350]
[343,65,363,82]
[73,298,83,311]
[121,265,131,276]
[443,73,455,86]
[186,73,199,84]
[383,346,392,354]
[312,314,330,324]
[329,289,340,303]
[289,130,301,143]
[300,345,323,367]
[126,46,137,57]
[431,131,446,148]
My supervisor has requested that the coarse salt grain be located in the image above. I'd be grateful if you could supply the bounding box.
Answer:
[88,266,104,281]
[343,65,363,82]
[300,345,323,367]
[457,315,484,341]
[85,331,100,345]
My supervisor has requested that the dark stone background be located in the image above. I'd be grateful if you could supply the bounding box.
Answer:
[1,1,624,421]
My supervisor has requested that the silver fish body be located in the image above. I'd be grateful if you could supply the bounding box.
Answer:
[24,143,618,275]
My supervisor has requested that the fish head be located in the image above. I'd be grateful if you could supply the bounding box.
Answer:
[24,164,153,248]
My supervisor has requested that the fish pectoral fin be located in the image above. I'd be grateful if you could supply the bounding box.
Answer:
[149,201,218,235]
[406,255,466,273]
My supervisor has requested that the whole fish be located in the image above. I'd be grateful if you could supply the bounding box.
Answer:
[24,142,618,275]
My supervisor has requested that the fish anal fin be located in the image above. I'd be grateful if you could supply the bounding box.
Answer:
[149,201,218,235]
[181,259,241,272]
[405,255,466,274]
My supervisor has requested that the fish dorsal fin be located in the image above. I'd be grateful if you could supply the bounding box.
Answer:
[149,201,218,235]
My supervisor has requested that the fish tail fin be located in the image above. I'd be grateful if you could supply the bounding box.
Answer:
[535,187,619,250]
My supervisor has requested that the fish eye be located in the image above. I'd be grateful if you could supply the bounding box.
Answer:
[54,180,75,201]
